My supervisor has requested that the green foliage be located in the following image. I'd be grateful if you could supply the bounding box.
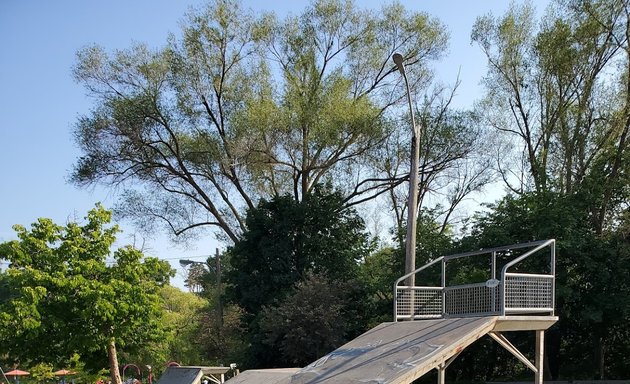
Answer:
[123,285,210,370]
[29,363,55,384]
[359,246,400,323]
[226,185,372,367]
[470,3,630,375]
[227,185,371,315]
[460,191,630,379]
[258,273,351,367]
[195,301,248,367]
[70,0,449,243]
[0,205,173,376]
[414,208,455,262]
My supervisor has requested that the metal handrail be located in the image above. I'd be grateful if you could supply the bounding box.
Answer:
[394,239,556,321]
[443,239,552,261]
[393,256,444,319]
[499,239,555,316]
[394,256,444,287]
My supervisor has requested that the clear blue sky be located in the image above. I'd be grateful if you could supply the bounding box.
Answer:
[0,0,549,289]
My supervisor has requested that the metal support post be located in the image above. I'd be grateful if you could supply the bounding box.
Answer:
[438,364,445,384]
[436,350,461,384]
[535,330,544,384]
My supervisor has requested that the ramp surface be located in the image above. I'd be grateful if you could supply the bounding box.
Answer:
[225,369,300,384]
[156,367,203,384]
[275,317,497,384]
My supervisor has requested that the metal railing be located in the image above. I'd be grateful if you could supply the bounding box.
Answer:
[394,239,555,321]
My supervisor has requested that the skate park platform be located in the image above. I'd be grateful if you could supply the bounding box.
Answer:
[227,240,558,384]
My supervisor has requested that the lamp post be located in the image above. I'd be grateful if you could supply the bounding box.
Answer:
[393,52,421,289]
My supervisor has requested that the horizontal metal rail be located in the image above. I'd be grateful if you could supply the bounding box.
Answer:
[394,240,556,321]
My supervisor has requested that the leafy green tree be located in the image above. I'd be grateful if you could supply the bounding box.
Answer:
[227,186,371,315]
[459,192,630,379]
[195,300,247,367]
[70,0,449,243]
[0,205,173,384]
[121,285,210,371]
[29,363,55,384]
[226,185,372,367]
[359,246,400,325]
[258,273,351,367]
[472,0,629,233]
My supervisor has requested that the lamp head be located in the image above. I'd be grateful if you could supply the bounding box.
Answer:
[179,259,194,267]
[392,53,405,75]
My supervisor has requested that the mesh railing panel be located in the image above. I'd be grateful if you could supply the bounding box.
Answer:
[396,288,442,319]
[395,275,554,320]
[393,240,555,321]
[504,274,553,312]
[444,284,500,316]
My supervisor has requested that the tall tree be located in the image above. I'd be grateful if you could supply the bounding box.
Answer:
[227,185,371,316]
[472,0,629,232]
[123,285,210,370]
[225,185,372,367]
[381,96,495,241]
[0,205,173,384]
[70,0,449,243]
[467,2,630,377]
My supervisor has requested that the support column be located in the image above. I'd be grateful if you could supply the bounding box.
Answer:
[535,330,544,384]
[436,352,461,384]
[437,364,445,384]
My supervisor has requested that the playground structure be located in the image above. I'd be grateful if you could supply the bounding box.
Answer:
[225,239,558,384]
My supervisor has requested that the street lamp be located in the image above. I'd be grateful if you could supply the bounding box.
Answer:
[179,248,223,325]
[393,52,421,289]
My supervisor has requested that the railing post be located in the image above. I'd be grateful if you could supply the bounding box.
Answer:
[491,251,496,313]
[393,286,398,322]
[441,259,446,318]
[550,241,556,316]
[500,274,506,317]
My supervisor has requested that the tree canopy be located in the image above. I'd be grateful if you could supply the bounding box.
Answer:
[9,0,625,379]
[70,0,458,243]
[227,185,371,313]
[472,0,629,233]
[0,205,173,384]
[225,185,372,367]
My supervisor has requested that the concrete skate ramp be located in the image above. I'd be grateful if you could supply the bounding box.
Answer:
[225,368,300,384]
[156,367,203,384]
[279,317,497,384]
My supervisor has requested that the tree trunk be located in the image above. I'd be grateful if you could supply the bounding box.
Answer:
[107,338,123,384]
